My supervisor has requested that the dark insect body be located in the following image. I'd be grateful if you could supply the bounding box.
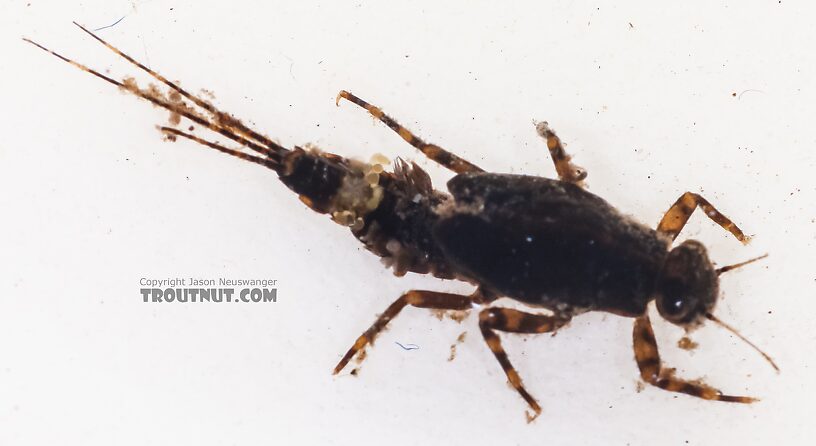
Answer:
[26,24,776,422]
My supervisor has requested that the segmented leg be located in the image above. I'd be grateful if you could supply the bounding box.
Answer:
[479,307,571,422]
[657,192,749,244]
[633,315,757,403]
[535,121,587,187]
[336,90,483,174]
[333,290,474,374]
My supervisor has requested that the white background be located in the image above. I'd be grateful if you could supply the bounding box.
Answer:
[2,1,814,444]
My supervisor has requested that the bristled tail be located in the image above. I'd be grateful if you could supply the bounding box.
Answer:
[24,22,289,169]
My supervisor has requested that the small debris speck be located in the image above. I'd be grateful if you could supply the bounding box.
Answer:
[678,336,699,351]
[395,342,419,351]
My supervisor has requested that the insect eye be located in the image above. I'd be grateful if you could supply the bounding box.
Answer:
[657,294,693,323]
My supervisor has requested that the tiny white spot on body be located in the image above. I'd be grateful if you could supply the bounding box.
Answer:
[386,239,402,254]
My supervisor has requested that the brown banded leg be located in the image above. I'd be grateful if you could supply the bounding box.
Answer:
[657,192,749,244]
[336,90,484,174]
[333,290,475,374]
[479,307,571,422]
[535,121,587,187]
[633,315,757,403]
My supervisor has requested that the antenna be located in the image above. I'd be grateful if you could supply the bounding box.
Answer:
[716,254,768,275]
[705,313,779,372]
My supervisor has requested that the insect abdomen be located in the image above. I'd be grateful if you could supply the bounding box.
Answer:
[277,148,348,214]
[352,163,457,279]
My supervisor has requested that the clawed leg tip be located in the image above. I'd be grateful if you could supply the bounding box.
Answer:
[525,408,542,424]
[334,90,350,106]
[534,121,552,136]
[717,393,759,404]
